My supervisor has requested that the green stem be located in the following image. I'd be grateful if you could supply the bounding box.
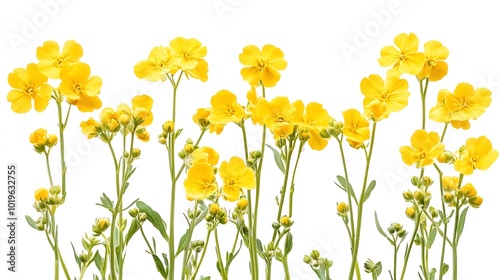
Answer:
[55,97,67,198]
[434,163,449,280]
[420,226,428,280]
[419,77,429,130]
[181,201,199,280]
[288,142,304,218]
[272,139,296,242]
[348,122,377,280]
[190,229,212,280]
[44,151,54,187]
[283,255,291,280]
[336,137,356,250]
[393,241,398,280]
[452,195,462,280]
[399,212,422,280]
[57,247,71,280]
[214,228,228,280]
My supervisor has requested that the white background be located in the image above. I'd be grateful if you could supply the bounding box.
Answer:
[1,0,500,279]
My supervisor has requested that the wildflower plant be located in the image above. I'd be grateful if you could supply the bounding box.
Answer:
[7,33,497,280]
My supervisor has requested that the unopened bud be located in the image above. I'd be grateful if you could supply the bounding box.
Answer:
[163,121,175,133]
[469,196,483,208]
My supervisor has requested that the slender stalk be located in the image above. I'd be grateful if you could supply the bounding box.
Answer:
[400,212,422,280]
[452,197,462,280]
[282,255,291,280]
[181,201,199,280]
[214,228,228,280]
[55,96,67,197]
[348,122,377,280]
[288,142,304,218]
[190,229,212,280]
[433,163,449,280]
[44,152,54,187]
[418,77,429,130]
[420,226,428,280]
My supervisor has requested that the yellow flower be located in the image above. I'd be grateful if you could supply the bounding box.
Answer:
[80,117,101,139]
[132,94,154,126]
[378,32,425,75]
[239,44,287,87]
[186,146,220,167]
[134,46,172,82]
[444,83,491,121]
[416,40,449,81]
[342,108,370,143]
[29,128,48,145]
[442,176,459,192]
[256,96,302,138]
[36,40,83,79]
[59,62,102,112]
[454,136,498,175]
[34,188,49,201]
[207,90,245,125]
[220,157,256,202]
[296,101,331,151]
[469,196,483,208]
[360,74,410,120]
[184,163,218,201]
[169,37,208,81]
[458,183,477,198]
[246,87,264,125]
[7,63,52,113]
[429,89,453,123]
[399,130,445,168]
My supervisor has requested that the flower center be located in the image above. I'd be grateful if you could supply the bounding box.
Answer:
[257,59,267,69]
[54,56,66,67]
[26,86,35,95]
[74,83,83,94]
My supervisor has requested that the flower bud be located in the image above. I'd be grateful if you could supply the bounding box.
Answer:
[469,196,483,208]
[402,190,414,201]
[46,134,58,147]
[138,212,148,223]
[411,176,420,186]
[209,203,220,215]
[123,151,130,158]
[191,239,205,253]
[128,208,139,218]
[79,253,89,263]
[184,143,194,154]
[163,121,175,133]
[319,129,330,139]
[442,176,458,192]
[92,218,111,235]
[131,148,141,158]
[459,183,477,198]
[336,202,349,216]
[250,150,262,159]
[303,255,312,264]
[280,215,293,228]
[119,114,130,126]
[298,131,310,142]
[275,138,286,148]
[421,176,433,187]
[49,185,61,195]
[158,137,167,145]
[443,192,455,204]
[34,188,49,202]
[429,206,438,218]
[236,198,248,211]
[108,119,120,133]
[405,206,416,220]
[310,250,321,260]
[437,150,455,163]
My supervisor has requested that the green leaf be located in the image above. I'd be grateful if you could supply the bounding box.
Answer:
[120,198,140,213]
[429,268,436,280]
[284,232,293,255]
[136,201,169,242]
[374,212,391,243]
[200,276,211,280]
[426,226,437,249]
[97,193,114,213]
[374,261,382,276]
[362,180,376,203]
[175,230,189,257]
[266,144,285,174]
[256,239,263,253]
[93,251,103,273]
[25,215,42,231]
[335,176,358,205]
[70,242,82,270]
[152,254,167,278]
[457,206,469,242]
[162,253,169,274]
[441,263,449,275]
[125,219,140,245]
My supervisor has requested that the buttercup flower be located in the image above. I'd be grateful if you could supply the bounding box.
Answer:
[7,63,52,113]
[169,37,208,81]
[378,32,425,75]
[296,101,331,150]
[239,44,287,87]
[207,90,245,125]
[458,183,477,198]
[246,87,264,125]
[80,117,101,139]
[220,156,256,202]
[29,128,49,146]
[442,176,459,192]
[416,40,449,81]
[400,130,445,168]
[59,62,102,112]
[256,96,302,138]
[342,108,370,143]
[360,74,410,119]
[36,40,83,79]
[132,94,154,126]
[190,146,220,166]
[184,163,218,200]
[134,46,172,82]
[444,83,491,121]
[454,136,498,175]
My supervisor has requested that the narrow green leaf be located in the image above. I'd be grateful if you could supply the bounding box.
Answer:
[266,144,286,174]
[25,215,42,231]
[362,180,376,203]
[374,261,382,276]
[125,219,140,245]
[336,175,358,205]
[93,251,103,273]
[70,242,82,270]
[374,212,391,241]
[426,226,437,249]
[256,239,263,253]
[162,253,169,275]
[284,232,293,255]
[136,201,169,242]
[98,193,114,212]
[457,206,469,242]
[120,198,140,213]
[442,263,449,275]
[175,230,189,257]
[429,268,436,280]
[152,254,167,278]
